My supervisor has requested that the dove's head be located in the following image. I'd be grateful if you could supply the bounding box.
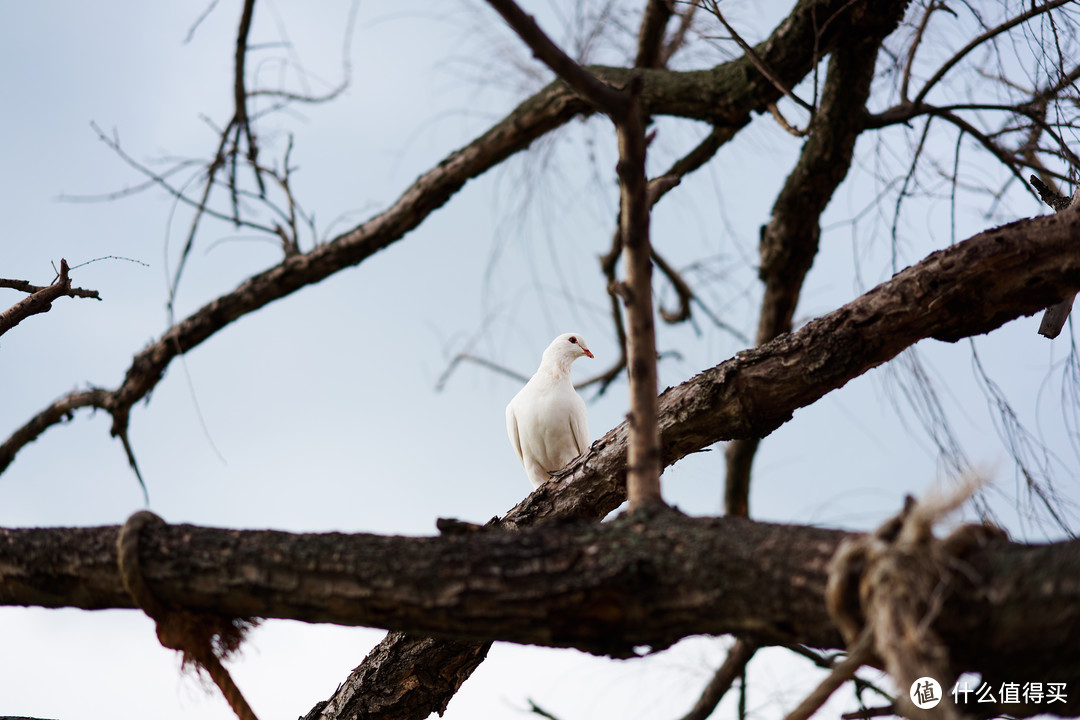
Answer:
[542,332,594,371]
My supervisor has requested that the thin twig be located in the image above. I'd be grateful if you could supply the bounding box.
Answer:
[435,353,528,392]
[912,0,1075,107]
[900,2,956,103]
[706,1,814,114]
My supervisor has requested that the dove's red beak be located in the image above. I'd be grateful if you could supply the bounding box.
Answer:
[583,348,594,359]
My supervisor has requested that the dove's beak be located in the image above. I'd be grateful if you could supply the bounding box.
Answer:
[583,348,594,359]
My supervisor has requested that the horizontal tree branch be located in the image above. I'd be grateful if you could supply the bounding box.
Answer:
[0,513,842,654]
[3,510,1079,718]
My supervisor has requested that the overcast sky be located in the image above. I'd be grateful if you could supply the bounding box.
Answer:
[2,2,1077,719]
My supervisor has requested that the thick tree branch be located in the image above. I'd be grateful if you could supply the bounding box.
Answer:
[726,15,894,516]
[0,514,845,654]
[635,0,673,69]
[3,512,1080,718]
[522,203,1080,530]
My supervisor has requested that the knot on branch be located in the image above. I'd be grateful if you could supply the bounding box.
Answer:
[117,511,261,720]
[825,481,995,720]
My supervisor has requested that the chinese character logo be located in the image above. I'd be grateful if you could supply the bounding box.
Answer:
[911,677,943,709]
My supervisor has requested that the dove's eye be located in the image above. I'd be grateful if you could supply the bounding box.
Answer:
[569,336,577,344]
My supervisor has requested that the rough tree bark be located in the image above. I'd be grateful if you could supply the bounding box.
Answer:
[297,197,1080,718]
[725,19,890,517]
[2,510,1079,719]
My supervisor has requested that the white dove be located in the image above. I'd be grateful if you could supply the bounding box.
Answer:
[506,333,594,489]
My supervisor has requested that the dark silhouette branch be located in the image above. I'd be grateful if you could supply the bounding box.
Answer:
[3,507,1080,718]
[0,260,100,338]
[586,126,737,396]
[635,0,674,69]
[613,86,665,511]
[911,0,1077,107]
[725,19,894,516]
[484,0,629,117]
[676,638,758,720]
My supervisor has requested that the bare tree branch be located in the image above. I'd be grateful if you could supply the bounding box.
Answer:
[781,633,875,720]
[911,0,1077,107]
[725,18,895,516]
[704,1,815,114]
[635,0,674,69]
[484,0,629,117]
[0,260,100,338]
[676,638,758,720]
[613,87,665,511]
[535,204,1080,531]
[3,506,1080,719]
[2,0,913,482]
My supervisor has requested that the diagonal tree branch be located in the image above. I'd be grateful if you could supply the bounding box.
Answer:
[725,13,896,516]
[522,202,1080,529]
[676,638,758,720]
[485,0,629,116]
[310,141,1080,720]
